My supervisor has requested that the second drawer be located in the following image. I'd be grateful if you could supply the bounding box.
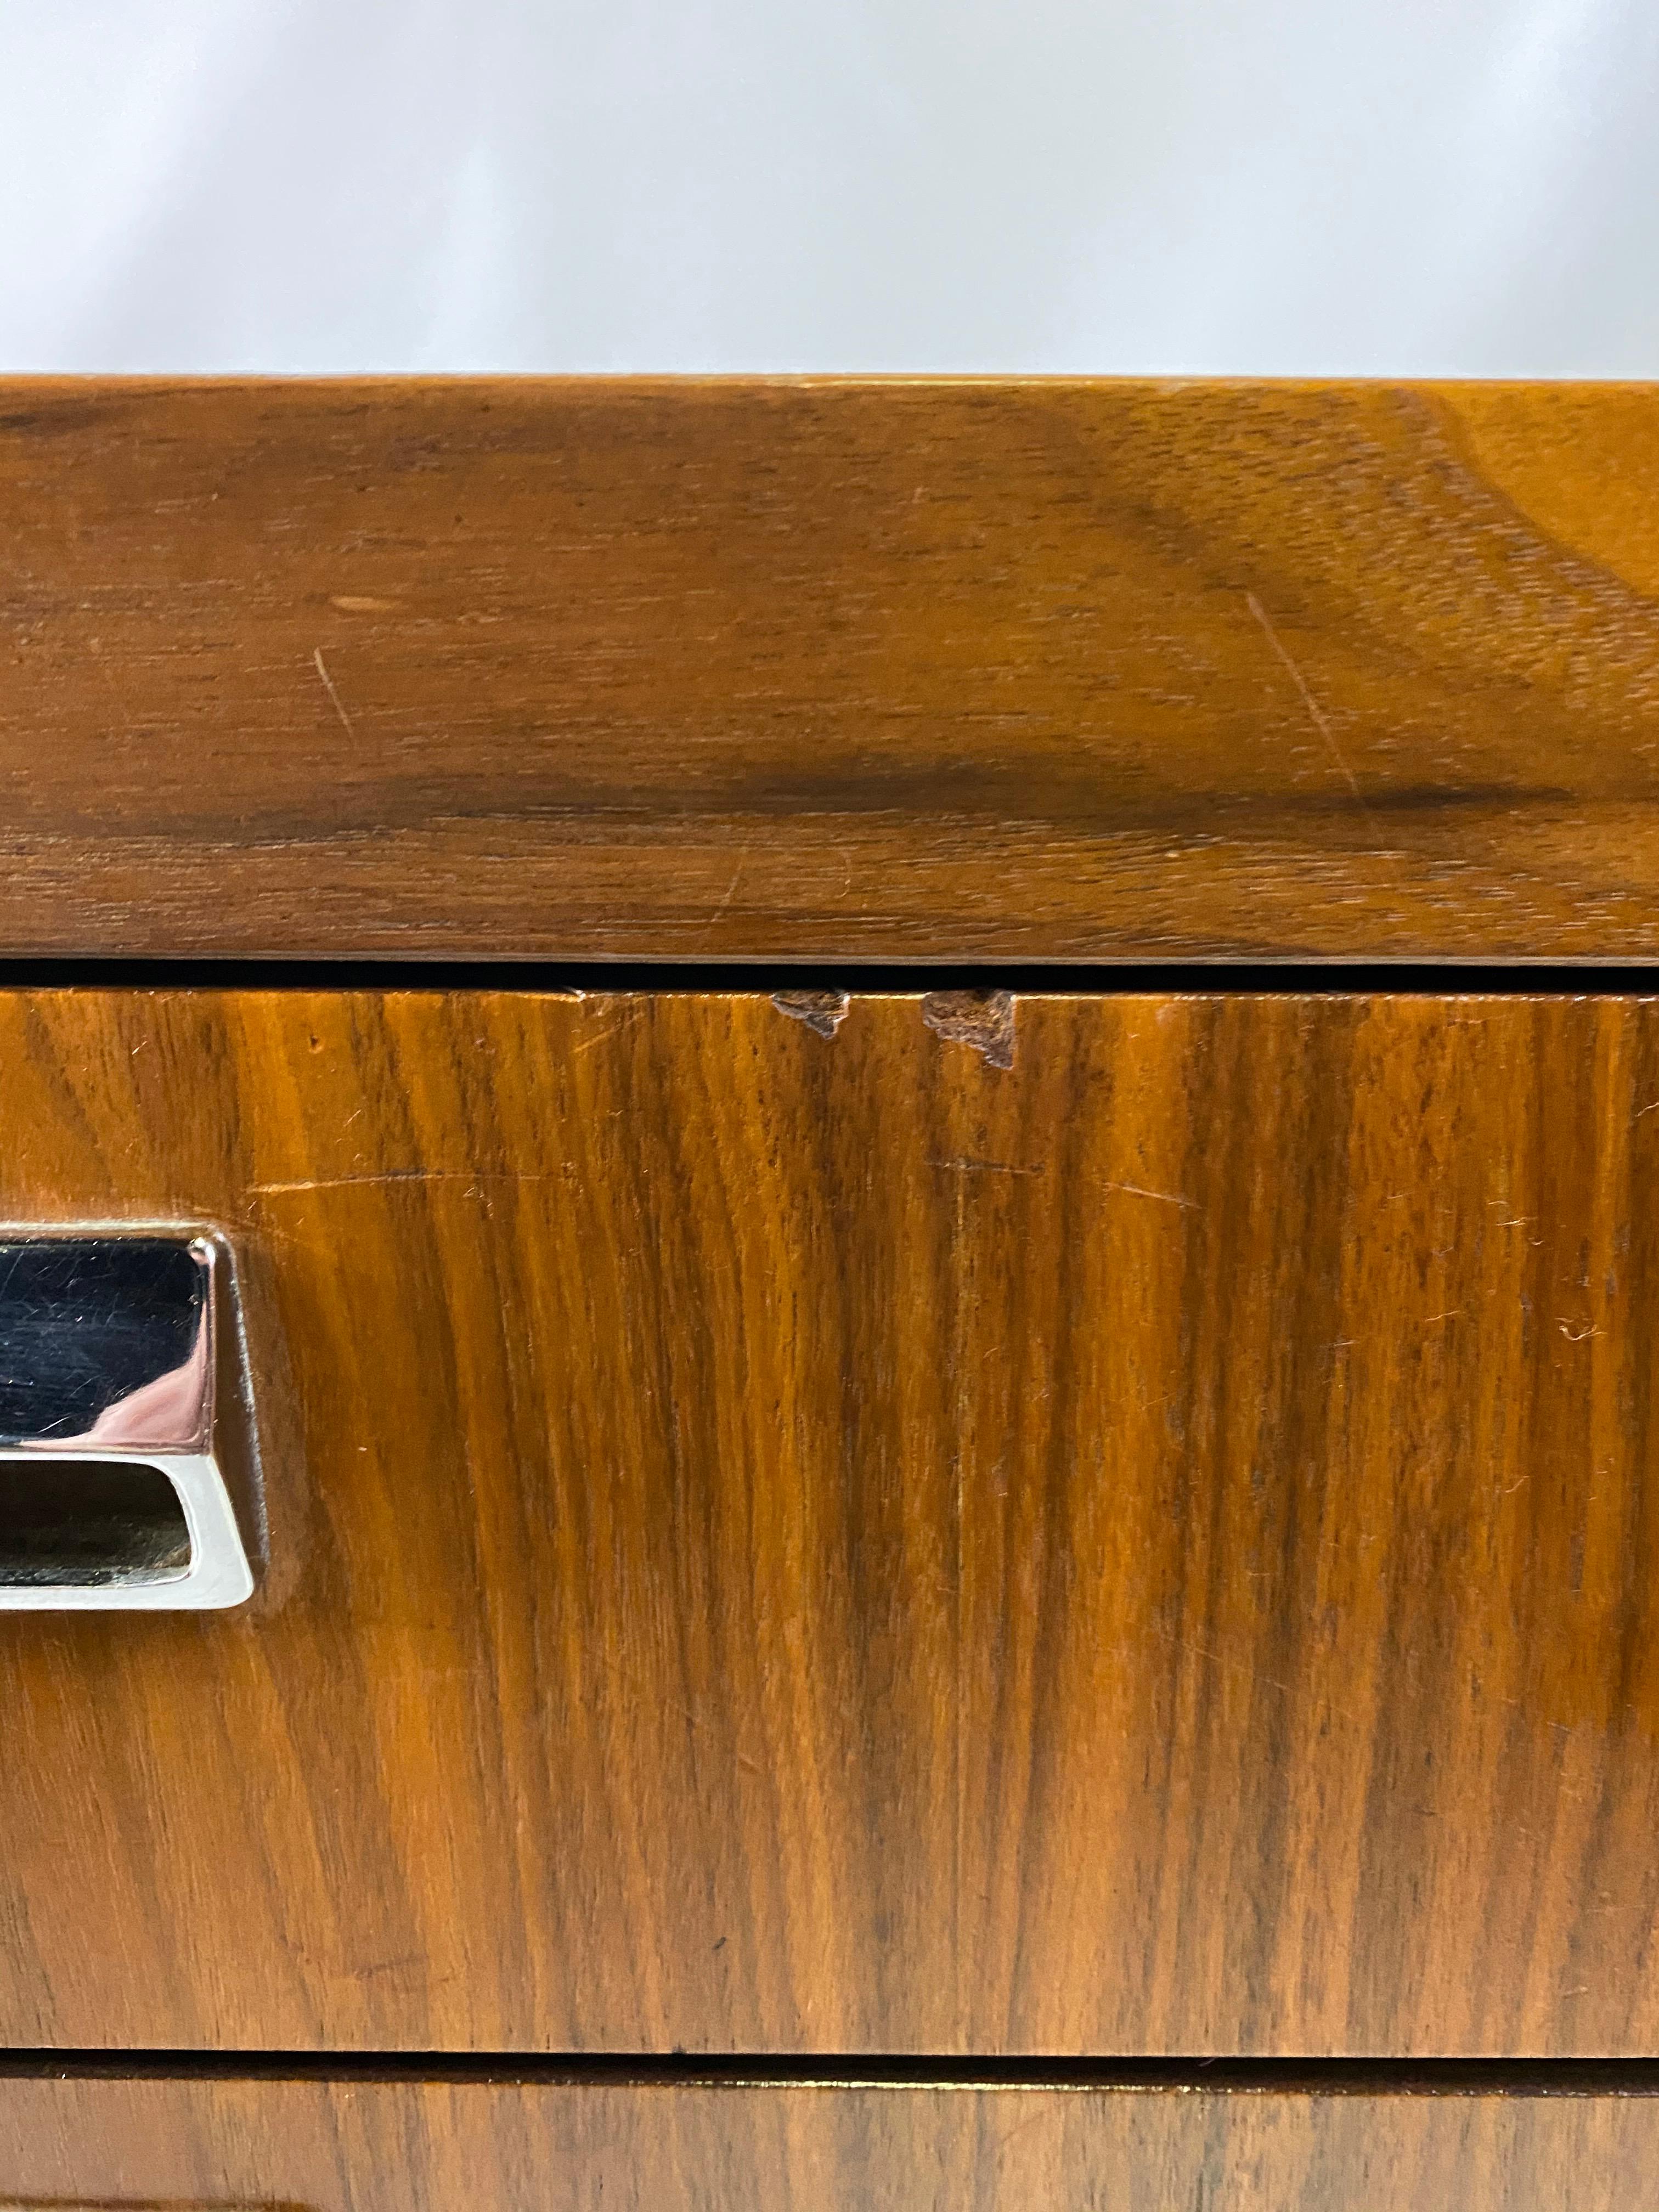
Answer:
[0,987,1653,2057]
[0,2068,1652,2210]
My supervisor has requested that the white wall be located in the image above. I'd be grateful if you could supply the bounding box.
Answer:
[3,0,1656,374]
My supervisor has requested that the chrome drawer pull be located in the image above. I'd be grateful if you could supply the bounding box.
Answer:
[0,1233,257,1610]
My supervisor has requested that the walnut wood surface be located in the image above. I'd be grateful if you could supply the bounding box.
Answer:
[1,2074,1656,2209]
[4,380,1659,958]
[3,990,1659,2055]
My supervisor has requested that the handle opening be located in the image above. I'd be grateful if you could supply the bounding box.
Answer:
[0,1458,193,1587]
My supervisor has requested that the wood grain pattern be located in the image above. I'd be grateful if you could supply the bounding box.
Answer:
[2,2074,1657,2210]
[4,380,1659,958]
[3,990,1659,2055]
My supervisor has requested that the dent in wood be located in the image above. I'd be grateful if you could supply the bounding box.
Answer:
[920,990,1016,1069]
[770,989,850,1039]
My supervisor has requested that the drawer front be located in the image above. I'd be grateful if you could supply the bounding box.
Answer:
[1,989,1657,2056]
[5,381,1659,966]
[0,2073,1653,2210]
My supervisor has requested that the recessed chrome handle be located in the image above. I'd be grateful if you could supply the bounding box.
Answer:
[0,1233,258,1610]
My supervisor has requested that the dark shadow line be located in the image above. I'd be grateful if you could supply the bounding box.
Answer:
[5,2052,1659,2095]
[0,958,1657,995]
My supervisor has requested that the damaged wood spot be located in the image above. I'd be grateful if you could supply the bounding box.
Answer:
[771,990,850,1040]
[928,1155,1045,1176]
[919,990,1016,1070]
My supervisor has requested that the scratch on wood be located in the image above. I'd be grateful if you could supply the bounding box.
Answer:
[1099,1180,1199,1209]
[1245,589,1367,808]
[570,1003,649,1054]
[920,989,1015,1069]
[252,1170,557,1195]
[928,1156,1045,1176]
[312,646,357,737]
[986,2107,1051,2163]
[699,855,747,943]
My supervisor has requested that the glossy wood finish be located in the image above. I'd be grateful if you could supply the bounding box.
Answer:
[4,990,1659,2056]
[5,381,1659,958]
[1,2074,1656,2209]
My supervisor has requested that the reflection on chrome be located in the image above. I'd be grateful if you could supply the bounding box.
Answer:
[52,1310,212,1453]
[0,1233,257,1610]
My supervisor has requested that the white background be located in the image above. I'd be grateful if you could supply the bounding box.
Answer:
[3,0,1657,374]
